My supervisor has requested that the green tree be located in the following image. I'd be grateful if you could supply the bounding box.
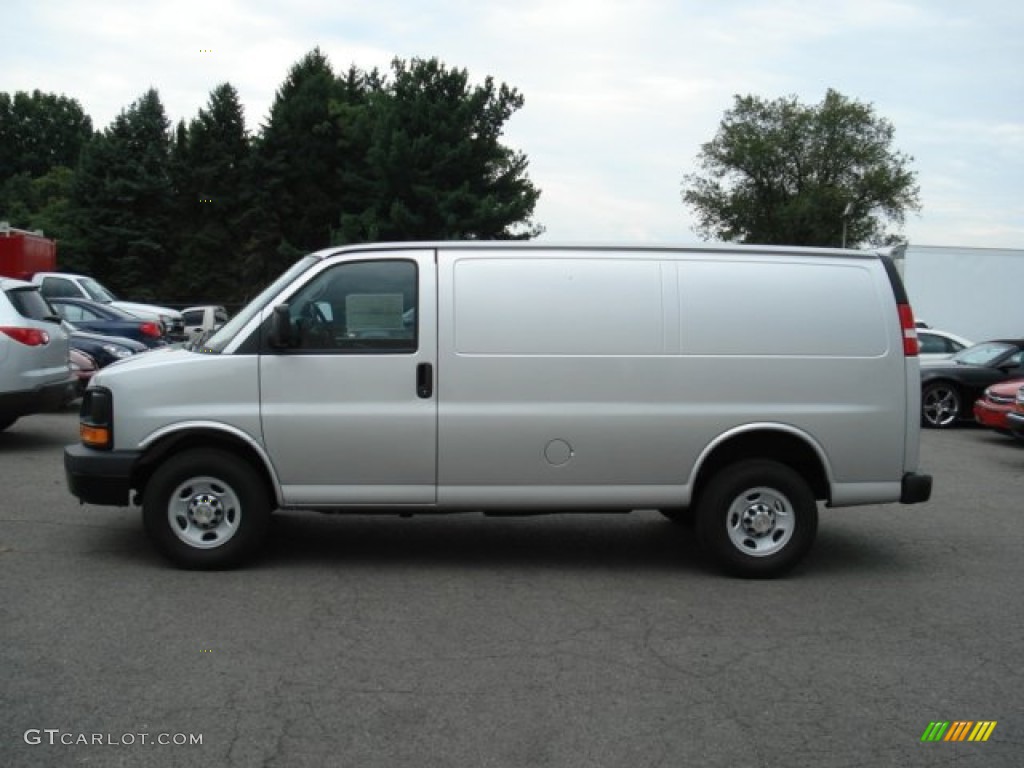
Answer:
[169,83,253,303]
[0,90,93,183]
[338,57,542,242]
[0,168,85,263]
[681,89,920,247]
[70,89,175,298]
[0,90,93,245]
[251,48,362,278]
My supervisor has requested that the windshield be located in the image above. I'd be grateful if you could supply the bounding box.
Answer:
[951,341,1014,367]
[80,277,118,302]
[197,256,321,353]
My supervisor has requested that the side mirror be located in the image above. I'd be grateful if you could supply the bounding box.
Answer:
[269,304,293,348]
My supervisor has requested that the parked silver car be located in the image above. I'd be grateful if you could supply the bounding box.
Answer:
[0,277,73,431]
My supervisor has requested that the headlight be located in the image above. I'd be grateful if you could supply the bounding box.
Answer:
[102,344,134,358]
[80,387,113,449]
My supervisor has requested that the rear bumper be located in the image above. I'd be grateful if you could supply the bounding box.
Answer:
[0,376,76,421]
[900,472,932,504]
[64,443,139,506]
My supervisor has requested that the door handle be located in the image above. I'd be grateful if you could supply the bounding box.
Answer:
[416,363,433,399]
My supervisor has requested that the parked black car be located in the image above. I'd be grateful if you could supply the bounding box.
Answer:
[65,323,149,368]
[47,297,167,348]
[920,339,1024,428]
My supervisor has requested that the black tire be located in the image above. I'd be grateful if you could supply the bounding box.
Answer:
[921,382,961,429]
[695,460,818,578]
[142,448,271,570]
[659,507,695,527]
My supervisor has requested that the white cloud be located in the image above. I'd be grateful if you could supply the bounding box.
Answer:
[2,0,1022,247]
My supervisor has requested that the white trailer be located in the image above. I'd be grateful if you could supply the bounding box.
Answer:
[900,245,1024,342]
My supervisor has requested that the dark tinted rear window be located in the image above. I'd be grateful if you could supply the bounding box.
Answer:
[5,286,59,322]
[919,333,953,354]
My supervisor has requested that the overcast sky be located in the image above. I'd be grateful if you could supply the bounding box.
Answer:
[4,0,1022,247]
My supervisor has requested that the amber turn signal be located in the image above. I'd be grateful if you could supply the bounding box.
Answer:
[80,424,111,448]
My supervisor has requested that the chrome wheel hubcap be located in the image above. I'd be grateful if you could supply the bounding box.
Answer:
[167,477,241,549]
[923,388,958,426]
[726,487,795,557]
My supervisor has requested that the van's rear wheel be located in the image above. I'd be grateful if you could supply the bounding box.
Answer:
[143,448,270,570]
[696,460,817,578]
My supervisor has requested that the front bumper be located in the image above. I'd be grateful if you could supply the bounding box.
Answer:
[64,443,140,506]
[900,472,932,504]
[1006,412,1024,440]
[973,400,1011,430]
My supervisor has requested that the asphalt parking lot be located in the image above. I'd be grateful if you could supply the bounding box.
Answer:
[1,407,1022,767]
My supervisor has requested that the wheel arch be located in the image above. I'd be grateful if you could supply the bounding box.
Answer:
[690,425,831,506]
[132,423,280,507]
[921,376,962,393]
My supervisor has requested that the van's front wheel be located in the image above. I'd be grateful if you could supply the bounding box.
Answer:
[143,449,270,569]
[696,460,817,578]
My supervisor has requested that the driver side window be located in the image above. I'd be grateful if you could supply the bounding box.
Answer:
[286,259,418,353]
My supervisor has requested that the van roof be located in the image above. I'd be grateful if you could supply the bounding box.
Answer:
[308,241,884,261]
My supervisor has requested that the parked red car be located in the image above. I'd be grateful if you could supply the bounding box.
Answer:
[1006,387,1024,440]
[68,348,98,400]
[974,378,1024,435]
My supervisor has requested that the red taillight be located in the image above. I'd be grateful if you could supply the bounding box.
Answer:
[898,304,919,356]
[139,322,162,339]
[0,326,50,346]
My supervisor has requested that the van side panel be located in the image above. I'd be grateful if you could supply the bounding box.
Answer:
[677,260,887,357]
[436,248,907,509]
[454,258,666,355]
[676,257,907,493]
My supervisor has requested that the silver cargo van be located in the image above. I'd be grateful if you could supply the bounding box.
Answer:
[64,243,931,576]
